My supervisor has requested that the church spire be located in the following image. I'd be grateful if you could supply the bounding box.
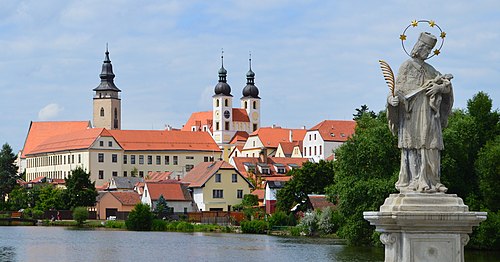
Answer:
[93,45,121,92]
[214,49,231,96]
[242,51,259,98]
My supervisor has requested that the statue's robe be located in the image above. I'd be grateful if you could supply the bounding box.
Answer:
[387,58,453,192]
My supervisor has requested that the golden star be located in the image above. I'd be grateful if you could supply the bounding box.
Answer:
[440,31,446,38]
[433,49,440,55]
[411,20,418,27]
[400,34,407,41]
[429,20,436,27]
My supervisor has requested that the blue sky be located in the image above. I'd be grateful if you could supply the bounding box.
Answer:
[1,0,498,152]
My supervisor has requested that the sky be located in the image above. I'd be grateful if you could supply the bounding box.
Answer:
[0,0,499,152]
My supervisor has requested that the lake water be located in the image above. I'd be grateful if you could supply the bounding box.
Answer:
[0,226,497,261]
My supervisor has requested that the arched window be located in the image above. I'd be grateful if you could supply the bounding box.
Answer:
[225,99,228,107]
[216,99,220,107]
[100,108,104,117]
[244,101,248,109]
[253,101,257,109]
[114,108,118,118]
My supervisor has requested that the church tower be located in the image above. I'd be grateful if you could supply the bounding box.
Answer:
[212,52,235,144]
[241,54,261,132]
[93,46,121,130]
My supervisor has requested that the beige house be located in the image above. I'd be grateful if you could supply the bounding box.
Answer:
[141,180,195,213]
[96,191,141,220]
[182,161,254,211]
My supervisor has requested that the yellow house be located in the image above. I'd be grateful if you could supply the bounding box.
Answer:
[182,161,254,211]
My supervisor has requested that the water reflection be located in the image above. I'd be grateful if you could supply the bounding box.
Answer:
[0,246,16,262]
[0,226,498,262]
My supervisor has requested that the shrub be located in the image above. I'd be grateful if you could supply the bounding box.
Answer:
[240,220,268,234]
[298,211,318,236]
[318,207,336,234]
[268,211,295,228]
[104,220,126,229]
[176,221,194,232]
[166,221,180,231]
[126,203,153,231]
[73,207,89,226]
[151,219,168,231]
[469,210,500,250]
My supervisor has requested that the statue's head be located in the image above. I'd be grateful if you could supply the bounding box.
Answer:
[411,32,437,60]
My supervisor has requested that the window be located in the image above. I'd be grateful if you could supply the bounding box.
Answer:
[165,156,170,165]
[244,101,248,109]
[131,155,136,164]
[304,147,307,156]
[314,146,317,156]
[112,171,118,177]
[215,122,220,131]
[253,101,257,109]
[98,153,104,163]
[139,155,144,165]
[224,99,228,107]
[216,99,220,107]
[72,155,75,164]
[261,168,270,175]
[237,190,243,199]
[173,156,178,165]
[204,156,213,162]
[185,164,194,172]
[147,155,152,165]
[78,154,81,164]
[64,155,66,165]
[123,155,128,164]
[277,167,286,174]
[253,124,258,132]
[123,171,127,177]
[319,145,322,155]
[314,134,317,140]
[309,134,312,141]
[156,156,161,165]
[99,170,104,179]
[100,107,104,117]
[225,121,229,130]
[100,141,104,147]
[232,174,238,183]
[139,171,144,178]
[309,147,312,156]
[215,173,221,183]
[186,156,194,160]
[112,154,117,163]
[213,189,223,198]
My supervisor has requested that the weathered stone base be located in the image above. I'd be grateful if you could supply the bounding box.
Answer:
[364,193,487,262]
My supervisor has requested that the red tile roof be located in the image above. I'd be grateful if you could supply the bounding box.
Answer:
[251,189,265,201]
[27,128,107,155]
[182,161,240,188]
[309,120,356,142]
[182,109,250,132]
[147,171,173,181]
[249,127,307,148]
[277,141,302,157]
[108,130,221,152]
[308,195,335,210]
[229,131,249,145]
[110,191,141,206]
[181,111,213,132]
[145,181,192,201]
[22,121,91,157]
[232,157,308,178]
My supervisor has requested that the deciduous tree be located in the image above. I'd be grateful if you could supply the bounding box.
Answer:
[62,167,98,209]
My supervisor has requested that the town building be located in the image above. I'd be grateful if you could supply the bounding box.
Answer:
[21,49,221,185]
[141,180,195,213]
[182,54,261,160]
[302,120,356,162]
[182,161,254,211]
[239,126,307,158]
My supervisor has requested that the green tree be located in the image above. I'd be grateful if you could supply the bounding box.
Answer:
[154,195,170,218]
[62,167,98,209]
[37,184,64,211]
[276,160,335,213]
[353,104,376,120]
[126,203,153,231]
[0,143,19,208]
[73,206,89,226]
[7,186,29,211]
[476,135,500,212]
[326,112,399,245]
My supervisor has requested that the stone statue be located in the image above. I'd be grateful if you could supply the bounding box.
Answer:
[386,32,454,193]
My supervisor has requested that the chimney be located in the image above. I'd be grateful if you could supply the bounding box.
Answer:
[165,125,173,131]
[289,130,293,142]
[259,148,267,164]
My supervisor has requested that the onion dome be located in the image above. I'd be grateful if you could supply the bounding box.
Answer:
[214,51,232,96]
[93,45,121,92]
[242,55,260,98]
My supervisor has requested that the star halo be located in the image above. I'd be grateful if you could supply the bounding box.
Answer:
[400,19,446,60]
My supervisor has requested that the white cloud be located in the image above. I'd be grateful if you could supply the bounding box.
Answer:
[38,103,63,120]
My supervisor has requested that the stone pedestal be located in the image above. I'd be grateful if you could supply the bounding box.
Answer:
[364,193,487,262]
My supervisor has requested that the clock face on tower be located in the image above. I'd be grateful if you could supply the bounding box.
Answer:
[224,110,231,119]
[252,112,259,121]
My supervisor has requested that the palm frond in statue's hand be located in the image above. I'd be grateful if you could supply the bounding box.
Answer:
[378,60,395,97]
